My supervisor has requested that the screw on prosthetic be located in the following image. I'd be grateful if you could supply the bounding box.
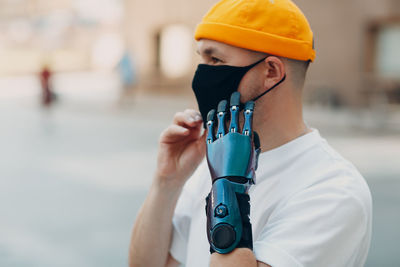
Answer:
[205,92,261,254]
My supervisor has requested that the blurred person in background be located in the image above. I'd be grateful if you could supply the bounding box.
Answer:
[117,51,137,105]
[39,63,55,107]
[129,0,372,266]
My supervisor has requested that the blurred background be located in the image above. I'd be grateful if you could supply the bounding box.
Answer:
[0,0,399,266]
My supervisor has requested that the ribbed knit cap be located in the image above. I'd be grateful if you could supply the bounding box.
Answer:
[195,0,315,61]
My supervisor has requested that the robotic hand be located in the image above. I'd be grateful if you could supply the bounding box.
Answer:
[205,92,261,254]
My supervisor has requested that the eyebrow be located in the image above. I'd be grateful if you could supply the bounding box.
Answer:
[203,47,216,55]
[197,46,222,57]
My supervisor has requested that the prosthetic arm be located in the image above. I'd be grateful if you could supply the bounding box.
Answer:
[205,92,261,254]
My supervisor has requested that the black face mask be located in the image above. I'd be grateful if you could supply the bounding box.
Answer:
[192,57,286,127]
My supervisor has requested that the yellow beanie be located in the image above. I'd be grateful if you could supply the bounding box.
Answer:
[194,0,315,62]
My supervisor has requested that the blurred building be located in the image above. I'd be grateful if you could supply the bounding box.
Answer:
[124,0,400,107]
[0,0,125,74]
[0,0,399,108]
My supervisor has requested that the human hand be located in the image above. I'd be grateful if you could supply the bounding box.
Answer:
[156,109,206,189]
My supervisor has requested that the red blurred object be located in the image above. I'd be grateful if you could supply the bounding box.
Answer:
[40,66,53,106]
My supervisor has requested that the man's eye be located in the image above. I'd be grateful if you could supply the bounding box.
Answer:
[211,57,222,64]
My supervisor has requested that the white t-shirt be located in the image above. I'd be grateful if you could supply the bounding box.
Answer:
[170,129,372,267]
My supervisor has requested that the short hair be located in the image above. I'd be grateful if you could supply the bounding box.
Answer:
[249,49,310,89]
[284,58,311,89]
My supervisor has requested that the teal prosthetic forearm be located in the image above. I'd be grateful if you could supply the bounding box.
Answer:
[205,92,261,254]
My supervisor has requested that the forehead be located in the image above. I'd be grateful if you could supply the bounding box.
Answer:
[197,39,253,56]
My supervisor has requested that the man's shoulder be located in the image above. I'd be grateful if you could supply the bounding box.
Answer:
[292,134,372,215]
[256,130,372,212]
[308,135,369,190]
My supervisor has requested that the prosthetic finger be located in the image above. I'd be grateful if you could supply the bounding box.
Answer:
[206,109,216,144]
[229,92,240,133]
[242,101,255,136]
[253,131,261,174]
[216,100,228,139]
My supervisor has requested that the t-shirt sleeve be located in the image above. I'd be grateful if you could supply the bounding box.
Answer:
[169,160,208,264]
[254,180,369,267]
[169,191,192,264]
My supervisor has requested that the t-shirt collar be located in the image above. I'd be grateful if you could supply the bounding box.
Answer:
[255,129,322,180]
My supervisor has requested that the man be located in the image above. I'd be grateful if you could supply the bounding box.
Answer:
[129,0,372,266]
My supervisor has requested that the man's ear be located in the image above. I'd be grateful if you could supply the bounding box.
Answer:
[262,56,285,90]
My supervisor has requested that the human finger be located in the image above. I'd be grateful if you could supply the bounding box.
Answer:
[173,110,202,127]
[159,124,190,144]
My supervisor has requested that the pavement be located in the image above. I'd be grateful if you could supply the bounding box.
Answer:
[0,72,399,267]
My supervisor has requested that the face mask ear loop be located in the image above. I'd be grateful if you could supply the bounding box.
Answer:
[252,57,268,67]
[251,74,286,102]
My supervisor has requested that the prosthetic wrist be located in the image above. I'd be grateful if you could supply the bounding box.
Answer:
[205,92,261,254]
